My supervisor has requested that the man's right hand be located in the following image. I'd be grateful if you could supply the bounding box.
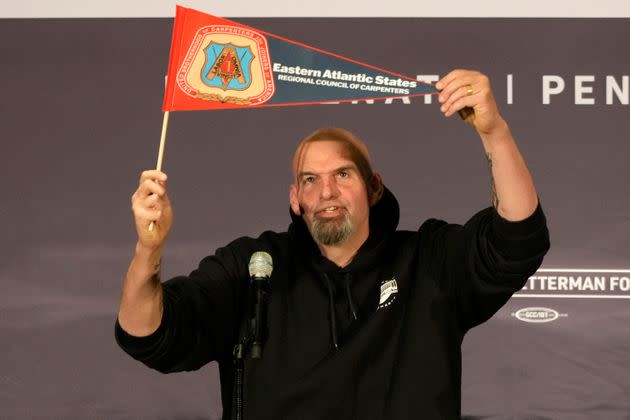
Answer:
[118,170,171,337]
[131,170,173,250]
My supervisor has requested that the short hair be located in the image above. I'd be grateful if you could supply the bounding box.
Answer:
[292,127,383,205]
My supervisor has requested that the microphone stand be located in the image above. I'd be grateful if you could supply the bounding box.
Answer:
[232,276,270,420]
[232,335,250,420]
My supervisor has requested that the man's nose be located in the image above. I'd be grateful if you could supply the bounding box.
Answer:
[320,176,340,199]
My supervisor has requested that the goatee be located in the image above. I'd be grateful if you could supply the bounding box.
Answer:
[311,213,353,246]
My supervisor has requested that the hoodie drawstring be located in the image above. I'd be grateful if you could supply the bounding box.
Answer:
[343,273,359,321]
[322,273,339,350]
[323,272,361,350]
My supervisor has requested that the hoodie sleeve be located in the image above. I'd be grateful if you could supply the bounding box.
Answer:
[115,239,251,373]
[426,204,550,332]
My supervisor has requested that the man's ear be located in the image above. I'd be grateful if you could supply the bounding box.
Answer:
[369,172,384,206]
[289,184,301,215]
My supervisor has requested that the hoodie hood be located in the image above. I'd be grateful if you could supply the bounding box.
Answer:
[288,186,400,350]
[287,185,400,268]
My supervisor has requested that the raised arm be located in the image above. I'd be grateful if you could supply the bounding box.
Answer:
[118,170,173,336]
[436,70,538,221]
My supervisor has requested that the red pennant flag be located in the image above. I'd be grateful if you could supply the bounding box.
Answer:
[163,6,439,111]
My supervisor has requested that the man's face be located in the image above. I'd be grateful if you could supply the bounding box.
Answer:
[290,140,370,247]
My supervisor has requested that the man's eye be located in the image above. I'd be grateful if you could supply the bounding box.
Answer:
[303,176,316,184]
[338,171,349,178]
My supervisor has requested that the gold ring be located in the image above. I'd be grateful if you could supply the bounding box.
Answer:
[466,84,474,96]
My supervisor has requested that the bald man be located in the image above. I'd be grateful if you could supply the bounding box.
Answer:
[116,70,549,420]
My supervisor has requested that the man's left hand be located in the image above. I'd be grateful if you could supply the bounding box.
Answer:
[436,70,506,136]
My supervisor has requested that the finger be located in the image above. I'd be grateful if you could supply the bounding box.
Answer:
[139,193,162,210]
[134,192,171,216]
[137,178,166,198]
[441,84,478,113]
[443,95,475,117]
[133,206,162,223]
[132,193,163,217]
[131,190,155,211]
[436,69,470,90]
[438,75,476,104]
[140,170,168,184]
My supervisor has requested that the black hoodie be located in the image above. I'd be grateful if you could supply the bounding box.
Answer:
[116,188,549,419]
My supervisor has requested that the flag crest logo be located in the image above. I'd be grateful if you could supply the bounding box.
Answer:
[202,42,253,90]
[175,26,275,106]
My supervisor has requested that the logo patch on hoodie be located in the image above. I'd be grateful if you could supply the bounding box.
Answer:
[378,278,398,310]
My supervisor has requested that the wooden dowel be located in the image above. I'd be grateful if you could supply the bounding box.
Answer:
[149,111,170,232]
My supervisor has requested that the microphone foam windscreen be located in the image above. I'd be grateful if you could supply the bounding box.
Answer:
[249,252,273,278]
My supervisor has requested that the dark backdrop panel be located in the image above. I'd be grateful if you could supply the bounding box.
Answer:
[1,18,628,419]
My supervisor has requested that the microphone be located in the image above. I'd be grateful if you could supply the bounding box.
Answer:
[248,252,273,359]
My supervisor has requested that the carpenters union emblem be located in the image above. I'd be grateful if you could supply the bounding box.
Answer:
[176,25,275,106]
[201,42,254,90]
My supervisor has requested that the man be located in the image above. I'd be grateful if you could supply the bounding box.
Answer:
[116,70,550,419]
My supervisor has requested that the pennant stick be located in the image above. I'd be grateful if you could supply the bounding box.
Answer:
[148,111,170,232]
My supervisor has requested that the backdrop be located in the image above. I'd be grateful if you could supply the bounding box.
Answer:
[1,15,629,419]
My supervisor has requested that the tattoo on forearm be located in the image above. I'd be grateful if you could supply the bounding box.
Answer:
[486,152,499,209]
